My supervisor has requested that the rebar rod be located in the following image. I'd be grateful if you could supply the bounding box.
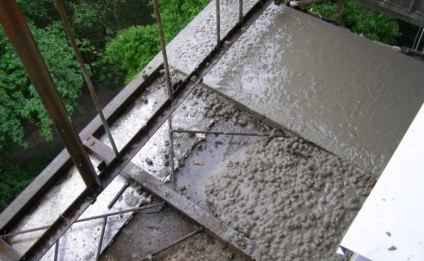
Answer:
[95,217,107,261]
[53,239,59,261]
[416,27,424,51]
[153,0,173,101]
[216,0,221,46]
[0,0,100,188]
[409,0,416,12]
[239,0,243,24]
[173,129,285,137]
[107,181,130,209]
[54,0,119,156]
[0,203,164,238]
[168,117,176,189]
[142,227,202,260]
[412,27,421,49]
[335,0,344,24]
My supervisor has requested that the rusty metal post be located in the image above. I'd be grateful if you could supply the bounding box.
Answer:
[153,0,173,101]
[0,0,100,187]
[335,0,344,25]
[409,0,416,12]
[239,0,243,24]
[54,0,119,156]
[216,0,221,46]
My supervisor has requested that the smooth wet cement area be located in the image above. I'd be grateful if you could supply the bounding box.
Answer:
[203,5,424,175]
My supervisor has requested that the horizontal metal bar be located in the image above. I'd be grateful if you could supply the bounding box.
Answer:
[173,129,281,137]
[1,203,164,239]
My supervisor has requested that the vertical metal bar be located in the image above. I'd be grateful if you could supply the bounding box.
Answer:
[96,217,107,261]
[0,0,100,188]
[152,0,173,101]
[412,27,421,49]
[239,0,243,24]
[168,117,176,190]
[53,239,59,261]
[409,0,415,12]
[415,28,424,51]
[335,0,344,25]
[54,0,119,156]
[216,0,221,46]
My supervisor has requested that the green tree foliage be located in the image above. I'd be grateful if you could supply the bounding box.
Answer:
[102,0,210,83]
[103,25,160,83]
[304,0,400,45]
[0,23,85,149]
[0,143,63,212]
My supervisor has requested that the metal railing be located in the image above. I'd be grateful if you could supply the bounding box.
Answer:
[0,0,251,260]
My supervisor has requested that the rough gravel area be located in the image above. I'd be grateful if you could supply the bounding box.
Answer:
[205,133,375,260]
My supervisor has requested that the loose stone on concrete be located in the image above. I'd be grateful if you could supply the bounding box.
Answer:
[205,136,374,260]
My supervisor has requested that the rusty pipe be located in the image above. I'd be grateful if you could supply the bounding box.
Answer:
[153,0,173,101]
[54,0,119,156]
[0,0,100,187]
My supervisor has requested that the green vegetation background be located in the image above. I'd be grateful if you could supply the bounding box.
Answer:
[0,0,418,212]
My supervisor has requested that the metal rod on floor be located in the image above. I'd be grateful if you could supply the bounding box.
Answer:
[53,239,60,261]
[0,0,100,188]
[54,0,119,156]
[168,117,176,190]
[173,129,285,138]
[107,181,131,209]
[0,203,164,238]
[142,227,202,260]
[216,0,221,46]
[96,217,107,261]
[153,0,173,101]
[239,0,243,24]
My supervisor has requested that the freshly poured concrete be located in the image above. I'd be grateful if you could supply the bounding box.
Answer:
[160,0,261,76]
[203,5,424,174]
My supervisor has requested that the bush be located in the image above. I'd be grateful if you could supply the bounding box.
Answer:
[104,25,160,83]
[102,0,210,84]
[304,0,400,45]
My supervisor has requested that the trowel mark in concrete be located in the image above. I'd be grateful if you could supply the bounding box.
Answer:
[205,136,374,260]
